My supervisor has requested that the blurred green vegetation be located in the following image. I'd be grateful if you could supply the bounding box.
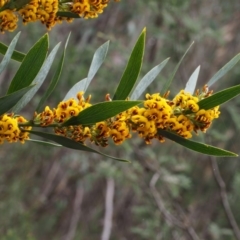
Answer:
[1,0,240,239]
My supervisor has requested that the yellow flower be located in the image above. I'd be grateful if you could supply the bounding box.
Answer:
[0,10,18,33]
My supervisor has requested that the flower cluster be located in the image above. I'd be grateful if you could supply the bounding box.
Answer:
[32,86,220,147]
[0,0,119,32]
[34,91,92,125]
[0,114,31,144]
[0,86,220,146]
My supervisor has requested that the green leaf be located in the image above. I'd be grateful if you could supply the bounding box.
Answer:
[7,34,49,94]
[0,41,25,62]
[27,130,130,162]
[36,33,71,112]
[184,66,200,94]
[63,78,87,101]
[161,42,194,94]
[207,53,240,87]
[62,100,142,126]
[0,32,21,75]
[63,41,109,101]
[130,58,170,100]
[86,41,109,90]
[12,42,61,113]
[113,28,146,100]
[198,84,240,110]
[0,85,34,115]
[57,11,81,18]
[158,129,237,157]
[27,139,62,147]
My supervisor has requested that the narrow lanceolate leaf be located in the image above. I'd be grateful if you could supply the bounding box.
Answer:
[7,34,49,94]
[27,139,62,147]
[63,100,142,126]
[161,42,194,94]
[85,41,109,91]
[36,33,71,112]
[57,12,80,18]
[63,78,87,101]
[158,129,237,157]
[130,58,170,100]
[184,66,200,94]
[113,28,146,100]
[12,42,61,113]
[0,32,21,75]
[207,53,240,87]
[198,84,240,110]
[0,85,34,115]
[28,130,130,162]
[0,41,25,62]
[63,41,109,101]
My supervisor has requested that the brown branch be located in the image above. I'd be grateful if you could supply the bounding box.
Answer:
[39,160,61,203]
[210,157,240,240]
[101,178,115,240]
[150,173,199,240]
[63,184,84,240]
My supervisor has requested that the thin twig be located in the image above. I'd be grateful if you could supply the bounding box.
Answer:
[101,178,115,240]
[150,173,199,240]
[39,160,60,202]
[210,157,240,240]
[63,184,84,240]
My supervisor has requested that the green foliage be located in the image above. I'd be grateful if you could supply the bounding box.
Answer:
[158,129,237,157]
[0,86,34,115]
[161,42,194,94]
[12,42,61,112]
[207,53,240,87]
[113,28,146,100]
[28,130,130,162]
[63,40,109,101]
[184,65,200,94]
[0,41,25,62]
[7,34,48,94]
[0,32,21,75]
[36,34,71,112]
[130,58,170,100]
[62,100,141,126]
[198,84,240,110]
[1,1,240,239]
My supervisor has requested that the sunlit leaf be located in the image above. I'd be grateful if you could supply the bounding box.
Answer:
[0,85,34,115]
[207,53,240,87]
[198,84,240,110]
[113,28,146,100]
[161,42,194,94]
[130,58,170,100]
[184,65,200,94]
[28,130,130,162]
[86,41,109,91]
[27,139,62,147]
[63,41,109,101]
[0,32,21,75]
[12,42,61,113]
[62,100,141,126]
[0,41,25,62]
[158,129,237,157]
[7,34,49,94]
[36,33,71,112]
[63,78,87,101]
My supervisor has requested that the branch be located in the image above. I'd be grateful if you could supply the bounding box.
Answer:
[150,173,199,240]
[101,178,115,240]
[210,157,240,240]
[63,184,84,240]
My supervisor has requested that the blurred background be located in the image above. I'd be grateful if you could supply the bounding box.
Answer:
[1,0,240,239]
